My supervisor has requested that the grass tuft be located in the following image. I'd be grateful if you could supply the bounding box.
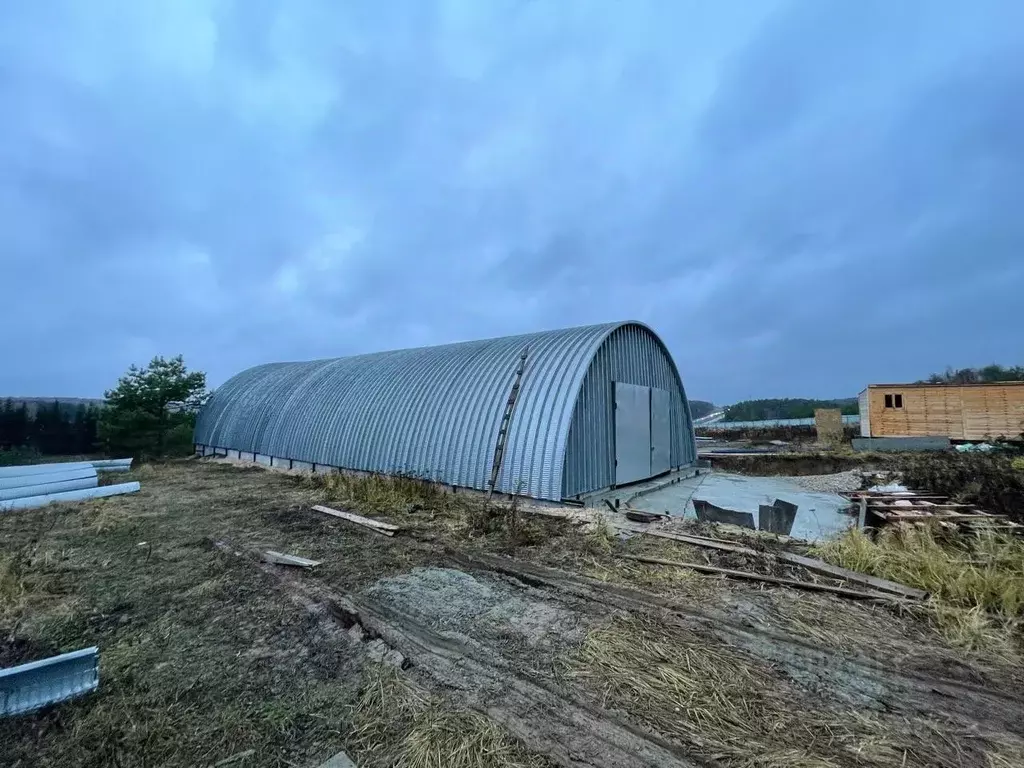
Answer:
[814,526,1024,653]
[347,665,550,768]
[567,614,1008,767]
[567,614,852,767]
[310,471,550,548]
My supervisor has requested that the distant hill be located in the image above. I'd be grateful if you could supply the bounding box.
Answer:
[688,400,716,420]
[722,398,857,422]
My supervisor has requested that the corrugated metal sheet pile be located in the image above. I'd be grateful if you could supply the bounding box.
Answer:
[0,459,139,512]
[196,321,698,501]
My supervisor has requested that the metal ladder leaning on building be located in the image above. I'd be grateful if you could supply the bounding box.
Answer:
[487,347,529,500]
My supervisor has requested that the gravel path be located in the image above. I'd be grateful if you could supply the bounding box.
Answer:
[788,470,864,494]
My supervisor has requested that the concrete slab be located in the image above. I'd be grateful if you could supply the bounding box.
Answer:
[628,472,855,542]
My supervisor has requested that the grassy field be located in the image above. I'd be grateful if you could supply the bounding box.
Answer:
[2,459,1024,767]
[0,461,574,767]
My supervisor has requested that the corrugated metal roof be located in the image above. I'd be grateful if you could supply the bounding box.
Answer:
[195,321,695,500]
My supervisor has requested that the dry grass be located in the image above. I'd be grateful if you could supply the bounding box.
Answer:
[309,470,551,548]
[815,526,1024,653]
[347,665,550,768]
[577,534,719,597]
[568,614,853,767]
[311,471,466,518]
[0,461,408,766]
[567,614,1009,768]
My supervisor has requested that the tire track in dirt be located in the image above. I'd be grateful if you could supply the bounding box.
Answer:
[261,558,703,768]
[446,549,1024,737]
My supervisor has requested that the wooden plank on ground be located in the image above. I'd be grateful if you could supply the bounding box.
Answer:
[262,551,322,568]
[311,504,399,536]
[646,530,927,599]
[773,551,928,600]
[616,554,895,600]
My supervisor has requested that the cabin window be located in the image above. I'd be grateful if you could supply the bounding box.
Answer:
[884,393,904,409]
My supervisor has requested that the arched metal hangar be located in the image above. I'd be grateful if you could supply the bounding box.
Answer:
[193,321,697,501]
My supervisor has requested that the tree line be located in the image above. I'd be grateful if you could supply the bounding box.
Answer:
[0,355,207,464]
[722,398,858,422]
[921,364,1024,385]
[0,400,102,456]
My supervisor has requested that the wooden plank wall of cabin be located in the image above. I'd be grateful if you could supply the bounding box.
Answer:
[927,386,965,440]
[903,388,943,436]
[962,385,1024,440]
[1012,387,1024,439]
[870,386,963,438]
[870,388,909,436]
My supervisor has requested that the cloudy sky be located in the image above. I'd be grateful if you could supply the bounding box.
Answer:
[1,1,1022,405]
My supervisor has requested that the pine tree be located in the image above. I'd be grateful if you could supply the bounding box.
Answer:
[99,356,207,458]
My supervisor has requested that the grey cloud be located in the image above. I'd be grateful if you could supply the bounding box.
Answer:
[0,0,1022,404]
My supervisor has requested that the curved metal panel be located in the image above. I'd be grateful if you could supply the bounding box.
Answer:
[559,323,698,498]
[195,321,696,500]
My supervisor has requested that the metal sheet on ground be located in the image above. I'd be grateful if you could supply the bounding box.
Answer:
[0,647,99,716]
[614,382,651,485]
[650,387,671,476]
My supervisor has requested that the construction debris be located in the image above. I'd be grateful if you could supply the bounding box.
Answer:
[758,499,798,535]
[312,504,400,536]
[623,510,661,524]
[0,482,141,513]
[692,498,755,529]
[261,551,321,568]
[844,488,1022,532]
[0,459,138,512]
[0,647,99,716]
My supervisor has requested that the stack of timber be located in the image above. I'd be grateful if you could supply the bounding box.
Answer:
[0,459,139,512]
[843,489,1021,533]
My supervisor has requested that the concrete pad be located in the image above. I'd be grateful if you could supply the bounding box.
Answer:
[628,472,855,542]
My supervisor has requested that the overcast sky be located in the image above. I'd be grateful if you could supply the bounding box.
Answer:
[2,1,1022,405]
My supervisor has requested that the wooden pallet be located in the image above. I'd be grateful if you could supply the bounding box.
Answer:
[843,490,1021,531]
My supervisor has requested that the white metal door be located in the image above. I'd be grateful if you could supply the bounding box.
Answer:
[614,382,651,485]
[650,387,671,476]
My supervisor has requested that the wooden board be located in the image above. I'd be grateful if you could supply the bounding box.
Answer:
[312,504,399,535]
[262,551,321,568]
[617,554,896,601]
[646,530,927,600]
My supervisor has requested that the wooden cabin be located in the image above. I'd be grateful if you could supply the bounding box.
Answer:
[858,382,1024,441]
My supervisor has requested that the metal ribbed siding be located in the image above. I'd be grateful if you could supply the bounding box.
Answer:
[195,321,696,500]
[560,324,696,498]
